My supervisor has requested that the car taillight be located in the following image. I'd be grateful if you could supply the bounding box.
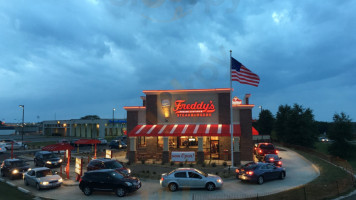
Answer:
[269,158,274,161]
[235,169,239,173]
[259,150,262,153]
[278,161,282,165]
[160,177,164,181]
[247,171,254,175]
[275,150,279,154]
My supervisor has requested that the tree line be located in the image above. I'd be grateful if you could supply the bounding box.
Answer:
[255,104,355,159]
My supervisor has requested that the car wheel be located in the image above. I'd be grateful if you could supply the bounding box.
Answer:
[280,171,286,180]
[168,183,178,192]
[258,176,264,185]
[36,183,41,190]
[206,182,216,191]
[24,178,29,186]
[83,186,92,196]
[115,187,126,197]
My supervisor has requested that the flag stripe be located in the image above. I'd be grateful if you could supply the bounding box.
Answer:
[231,57,260,87]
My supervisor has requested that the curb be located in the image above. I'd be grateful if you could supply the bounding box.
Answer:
[6,181,16,187]
[18,186,31,194]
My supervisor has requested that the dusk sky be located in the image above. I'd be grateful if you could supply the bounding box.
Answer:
[1,0,355,123]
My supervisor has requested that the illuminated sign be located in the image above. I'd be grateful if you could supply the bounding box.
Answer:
[232,96,242,105]
[75,157,82,175]
[105,149,112,159]
[173,100,215,117]
[171,151,195,162]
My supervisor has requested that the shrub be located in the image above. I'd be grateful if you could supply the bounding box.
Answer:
[179,162,184,167]
[170,161,175,166]
[202,162,206,167]
[211,162,217,167]
[215,172,219,175]
[189,163,194,167]
[223,162,227,167]
[141,160,145,165]
[153,171,156,175]
[146,170,149,174]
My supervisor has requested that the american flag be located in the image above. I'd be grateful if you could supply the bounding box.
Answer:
[231,57,260,87]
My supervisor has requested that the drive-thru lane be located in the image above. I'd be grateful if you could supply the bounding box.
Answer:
[3,147,319,200]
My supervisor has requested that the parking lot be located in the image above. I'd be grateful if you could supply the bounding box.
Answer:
[1,147,319,200]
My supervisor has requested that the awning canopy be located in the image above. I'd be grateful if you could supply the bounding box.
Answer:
[128,124,259,137]
[42,143,74,151]
[74,139,101,145]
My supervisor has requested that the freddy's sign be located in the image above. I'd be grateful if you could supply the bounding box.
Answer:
[173,100,215,117]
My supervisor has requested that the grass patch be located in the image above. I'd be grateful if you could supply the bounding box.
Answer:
[0,182,33,200]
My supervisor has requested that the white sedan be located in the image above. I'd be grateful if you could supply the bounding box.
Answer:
[0,144,6,153]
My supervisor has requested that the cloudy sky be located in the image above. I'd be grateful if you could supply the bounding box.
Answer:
[0,0,355,123]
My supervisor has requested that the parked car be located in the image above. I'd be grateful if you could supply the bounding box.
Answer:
[70,139,81,147]
[58,139,70,144]
[79,169,141,197]
[0,144,6,153]
[24,167,63,190]
[263,154,282,167]
[160,168,223,192]
[236,162,286,184]
[0,158,30,179]
[98,138,107,145]
[34,151,63,168]
[109,140,127,149]
[255,143,278,161]
[0,139,27,150]
[87,158,131,176]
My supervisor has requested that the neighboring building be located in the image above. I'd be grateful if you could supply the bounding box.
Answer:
[124,88,258,164]
[42,119,126,138]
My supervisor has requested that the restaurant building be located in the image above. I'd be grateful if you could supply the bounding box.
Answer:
[124,88,258,165]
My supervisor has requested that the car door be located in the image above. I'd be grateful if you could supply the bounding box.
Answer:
[267,164,280,179]
[188,172,205,188]
[259,164,272,180]
[174,172,188,188]
[26,170,36,186]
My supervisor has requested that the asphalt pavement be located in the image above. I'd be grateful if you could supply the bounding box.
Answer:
[1,148,320,200]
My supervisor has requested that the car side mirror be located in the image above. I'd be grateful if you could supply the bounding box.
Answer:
[279,157,282,160]
[52,170,58,175]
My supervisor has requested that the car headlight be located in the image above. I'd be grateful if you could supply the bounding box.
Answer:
[12,169,19,174]
[46,161,52,164]
[58,159,63,162]
[127,169,131,174]
[119,145,122,148]
[41,181,49,185]
[217,179,222,183]
[58,178,63,182]
[125,182,132,186]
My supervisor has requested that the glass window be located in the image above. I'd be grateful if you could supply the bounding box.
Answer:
[104,161,123,169]
[188,172,202,179]
[174,172,187,178]
[36,170,52,178]
[157,136,163,148]
[138,136,146,147]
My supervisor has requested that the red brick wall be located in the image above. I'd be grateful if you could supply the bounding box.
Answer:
[240,109,253,161]
[146,95,157,125]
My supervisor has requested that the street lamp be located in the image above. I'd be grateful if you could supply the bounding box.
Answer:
[19,105,24,146]
[258,105,263,113]
[112,108,116,136]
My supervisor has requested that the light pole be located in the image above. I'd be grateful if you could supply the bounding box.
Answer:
[258,105,263,114]
[19,105,24,146]
[112,108,116,136]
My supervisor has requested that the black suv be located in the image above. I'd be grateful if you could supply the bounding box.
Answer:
[79,169,141,197]
[109,140,127,149]
[1,159,30,179]
[34,151,62,168]
[87,158,131,175]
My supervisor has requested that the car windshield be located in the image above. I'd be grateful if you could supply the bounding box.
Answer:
[243,164,258,170]
[43,153,57,159]
[194,169,208,177]
[168,170,176,175]
[36,170,52,178]
[260,144,274,150]
[105,161,123,169]
[10,160,26,167]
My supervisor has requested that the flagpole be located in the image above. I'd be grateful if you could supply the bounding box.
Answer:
[230,50,234,167]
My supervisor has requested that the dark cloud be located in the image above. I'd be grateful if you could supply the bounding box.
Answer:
[0,0,355,123]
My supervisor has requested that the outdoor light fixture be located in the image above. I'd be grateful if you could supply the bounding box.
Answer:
[162,99,171,118]
[19,105,24,147]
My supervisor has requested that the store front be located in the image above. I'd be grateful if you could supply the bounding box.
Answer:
[124,88,258,165]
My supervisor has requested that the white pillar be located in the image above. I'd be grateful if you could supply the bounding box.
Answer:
[234,137,240,152]
[130,137,136,151]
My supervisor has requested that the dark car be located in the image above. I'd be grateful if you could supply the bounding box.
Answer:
[34,151,63,168]
[263,154,282,167]
[236,162,286,184]
[109,140,127,149]
[1,159,30,179]
[87,158,131,176]
[255,143,279,161]
[79,169,141,197]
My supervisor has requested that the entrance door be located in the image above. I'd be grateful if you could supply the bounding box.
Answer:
[210,140,219,159]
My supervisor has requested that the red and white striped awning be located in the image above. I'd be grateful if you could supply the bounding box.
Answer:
[128,124,259,137]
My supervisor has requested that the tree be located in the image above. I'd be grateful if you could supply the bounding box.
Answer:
[80,115,100,120]
[275,104,318,147]
[257,109,275,135]
[328,112,353,159]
